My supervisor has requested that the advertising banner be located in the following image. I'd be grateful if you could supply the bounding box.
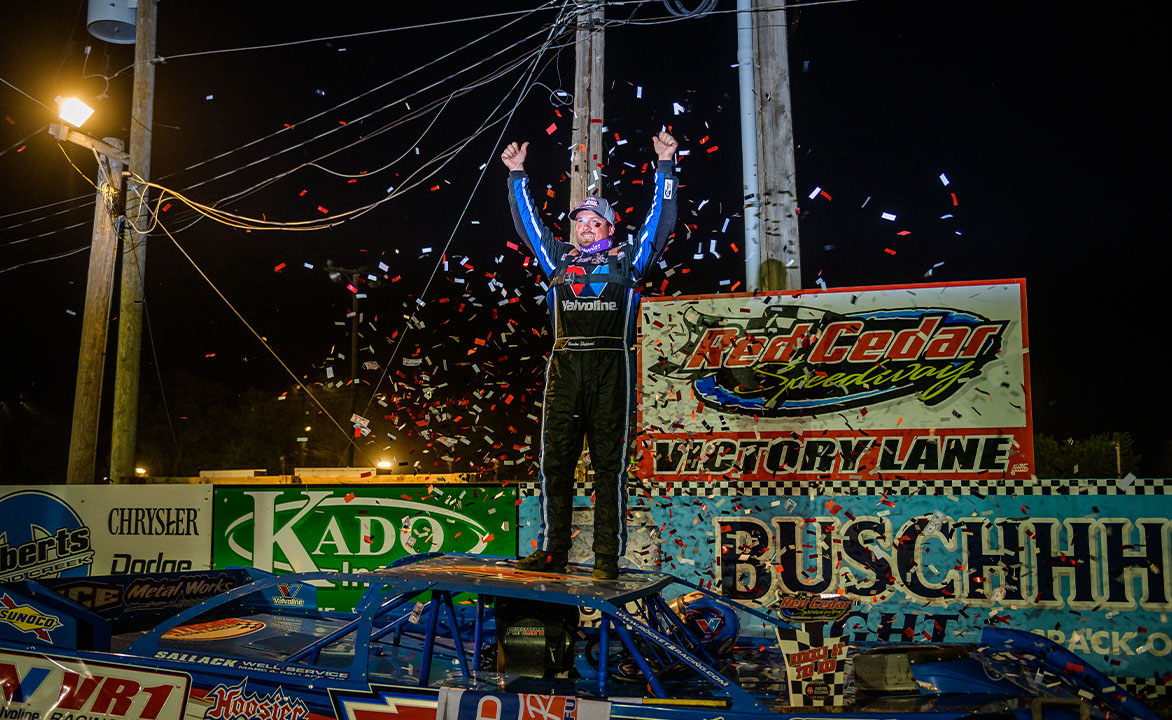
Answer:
[638,279,1033,483]
[523,489,1167,684]
[0,486,213,583]
[211,485,518,610]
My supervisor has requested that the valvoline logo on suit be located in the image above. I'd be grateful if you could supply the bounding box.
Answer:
[564,264,605,298]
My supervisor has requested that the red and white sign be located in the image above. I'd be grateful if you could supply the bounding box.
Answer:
[1,649,190,720]
[638,280,1033,482]
[437,689,610,720]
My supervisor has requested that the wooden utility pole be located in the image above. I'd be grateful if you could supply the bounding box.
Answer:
[65,139,124,485]
[570,1,605,207]
[753,0,801,291]
[111,0,157,482]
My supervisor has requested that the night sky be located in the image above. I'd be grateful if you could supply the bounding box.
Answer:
[1,1,1168,481]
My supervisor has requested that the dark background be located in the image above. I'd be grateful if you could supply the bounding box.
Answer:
[2,1,1168,481]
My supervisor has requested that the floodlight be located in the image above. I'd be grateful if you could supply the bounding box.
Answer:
[56,96,95,127]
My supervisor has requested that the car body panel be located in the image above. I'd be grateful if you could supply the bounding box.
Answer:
[0,554,1156,720]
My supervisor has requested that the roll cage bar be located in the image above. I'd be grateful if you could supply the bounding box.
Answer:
[129,553,789,713]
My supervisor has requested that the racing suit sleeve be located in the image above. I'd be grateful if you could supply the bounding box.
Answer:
[507,170,569,277]
[631,159,678,278]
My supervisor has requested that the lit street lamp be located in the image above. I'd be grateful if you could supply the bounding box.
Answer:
[51,98,127,485]
[55,96,95,128]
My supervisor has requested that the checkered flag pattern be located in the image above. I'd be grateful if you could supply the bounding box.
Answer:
[773,624,848,706]
[516,475,1170,498]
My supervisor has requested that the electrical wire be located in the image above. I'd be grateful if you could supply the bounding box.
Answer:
[0,124,49,162]
[100,10,564,238]
[109,9,575,460]
[111,3,567,75]
[122,35,563,235]
[139,2,565,187]
[1,3,561,247]
[662,0,718,17]
[147,207,363,458]
[362,2,578,415]
[0,75,55,112]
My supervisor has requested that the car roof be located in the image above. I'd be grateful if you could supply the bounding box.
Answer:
[362,553,676,606]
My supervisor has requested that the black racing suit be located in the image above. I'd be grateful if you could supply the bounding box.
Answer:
[507,161,677,560]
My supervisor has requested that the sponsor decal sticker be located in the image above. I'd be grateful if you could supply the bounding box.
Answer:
[0,596,61,642]
[161,618,265,641]
[328,686,437,720]
[771,593,855,623]
[271,584,304,607]
[0,649,189,720]
[204,679,306,720]
[437,688,610,720]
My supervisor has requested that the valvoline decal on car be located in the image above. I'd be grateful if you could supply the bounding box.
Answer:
[657,305,1008,417]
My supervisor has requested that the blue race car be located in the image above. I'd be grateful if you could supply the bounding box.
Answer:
[0,553,1157,720]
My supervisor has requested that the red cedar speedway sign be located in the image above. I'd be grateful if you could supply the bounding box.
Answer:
[637,279,1033,483]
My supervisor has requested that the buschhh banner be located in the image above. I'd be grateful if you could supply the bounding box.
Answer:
[638,279,1033,482]
[0,486,213,583]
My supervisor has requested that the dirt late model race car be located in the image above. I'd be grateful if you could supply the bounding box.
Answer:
[0,553,1157,720]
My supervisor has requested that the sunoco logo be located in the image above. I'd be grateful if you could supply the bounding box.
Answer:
[654,305,1007,417]
[222,491,496,574]
[0,593,62,640]
[0,490,94,583]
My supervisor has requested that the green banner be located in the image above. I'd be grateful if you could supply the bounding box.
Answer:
[212,485,517,609]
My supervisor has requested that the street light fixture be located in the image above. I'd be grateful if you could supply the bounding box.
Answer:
[55,96,95,128]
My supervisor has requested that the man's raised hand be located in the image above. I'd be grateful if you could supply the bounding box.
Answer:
[501,141,529,172]
[653,131,678,162]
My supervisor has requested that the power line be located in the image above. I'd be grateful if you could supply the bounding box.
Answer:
[1,4,561,247]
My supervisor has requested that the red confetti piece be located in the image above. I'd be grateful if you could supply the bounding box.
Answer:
[951,192,959,206]
[706,145,719,153]
[546,123,557,135]
[161,203,172,212]
[884,248,897,255]
[344,492,355,503]
[273,263,286,273]
[15,146,25,153]
[430,185,440,191]
[819,190,832,200]
[897,230,911,236]
[317,205,329,213]
[299,190,308,196]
